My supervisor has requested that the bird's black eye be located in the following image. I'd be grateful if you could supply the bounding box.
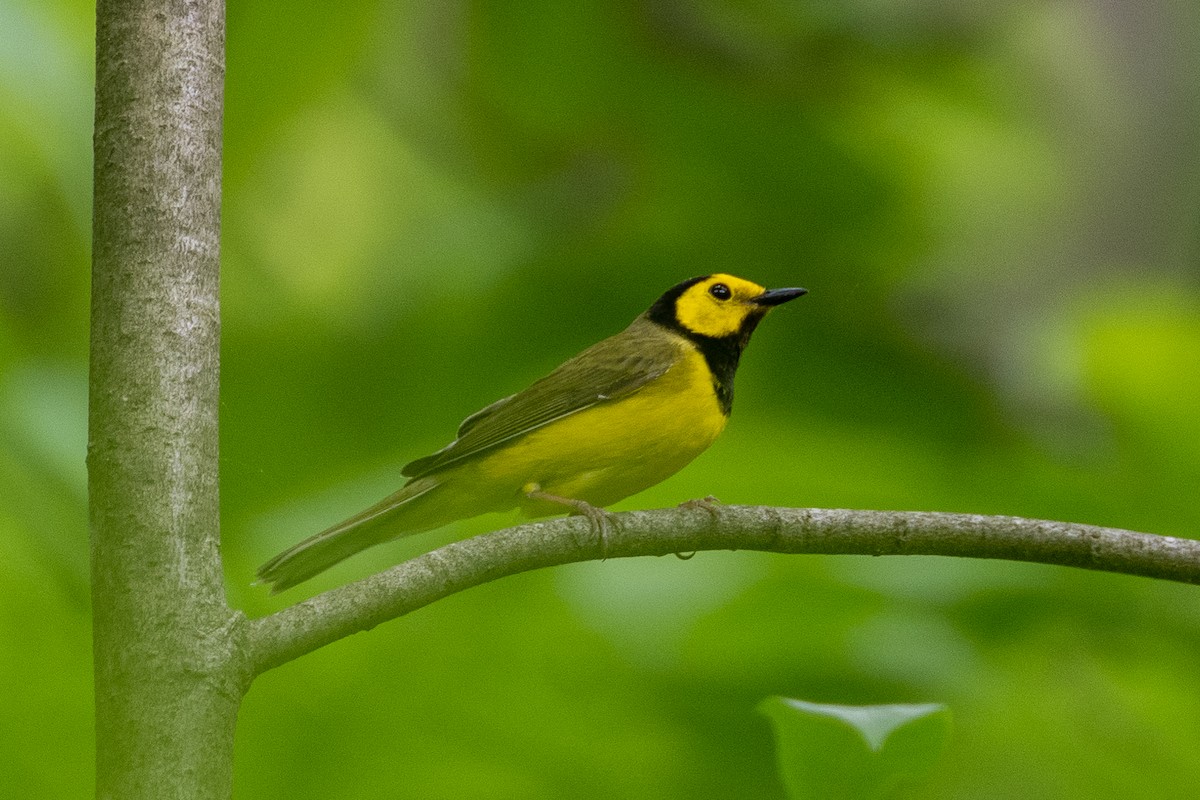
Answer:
[709,283,731,300]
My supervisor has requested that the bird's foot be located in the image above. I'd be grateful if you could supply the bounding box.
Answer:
[673,495,721,559]
[679,494,722,519]
[525,485,615,557]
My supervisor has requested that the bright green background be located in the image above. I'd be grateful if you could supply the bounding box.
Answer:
[3,0,1200,797]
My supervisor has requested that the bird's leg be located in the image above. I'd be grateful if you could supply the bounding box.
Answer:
[524,484,615,557]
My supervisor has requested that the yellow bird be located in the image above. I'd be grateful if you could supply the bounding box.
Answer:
[258,274,805,592]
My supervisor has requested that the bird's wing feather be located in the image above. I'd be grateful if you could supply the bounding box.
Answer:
[456,392,518,438]
[401,319,683,479]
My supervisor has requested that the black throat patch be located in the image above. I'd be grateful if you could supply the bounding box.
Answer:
[688,333,742,415]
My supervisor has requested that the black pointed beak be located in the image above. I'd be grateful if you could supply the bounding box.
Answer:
[753,286,808,307]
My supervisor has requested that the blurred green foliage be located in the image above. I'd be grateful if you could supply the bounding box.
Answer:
[2,0,1199,797]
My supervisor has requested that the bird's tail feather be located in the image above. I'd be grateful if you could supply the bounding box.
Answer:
[257,478,440,593]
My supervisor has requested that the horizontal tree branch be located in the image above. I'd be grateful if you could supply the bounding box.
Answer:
[247,506,1200,676]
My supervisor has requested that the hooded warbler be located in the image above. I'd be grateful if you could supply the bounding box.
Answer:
[259,274,805,592]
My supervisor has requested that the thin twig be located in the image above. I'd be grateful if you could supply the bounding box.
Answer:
[247,506,1200,675]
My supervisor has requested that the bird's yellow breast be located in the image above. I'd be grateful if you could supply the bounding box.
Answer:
[466,344,728,515]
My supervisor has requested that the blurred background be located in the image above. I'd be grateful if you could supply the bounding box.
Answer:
[3,0,1200,796]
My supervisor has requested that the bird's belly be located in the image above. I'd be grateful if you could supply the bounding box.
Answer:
[471,351,728,513]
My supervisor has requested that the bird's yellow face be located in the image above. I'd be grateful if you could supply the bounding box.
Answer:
[672,273,773,339]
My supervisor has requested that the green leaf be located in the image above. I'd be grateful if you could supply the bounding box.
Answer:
[758,697,951,800]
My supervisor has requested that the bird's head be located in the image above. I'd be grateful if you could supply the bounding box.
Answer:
[647,273,807,343]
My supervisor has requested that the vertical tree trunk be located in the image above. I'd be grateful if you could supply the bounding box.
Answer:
[90,1,245,798]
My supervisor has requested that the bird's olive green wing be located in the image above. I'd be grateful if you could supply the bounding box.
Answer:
[401,318,683,480]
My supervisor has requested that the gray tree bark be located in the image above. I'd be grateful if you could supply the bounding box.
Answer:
[90,0,247,798]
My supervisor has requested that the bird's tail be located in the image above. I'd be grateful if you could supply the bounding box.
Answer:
[257,477,442,594]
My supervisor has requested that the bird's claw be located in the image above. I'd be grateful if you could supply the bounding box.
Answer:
[672,495,721,559]
[679,495,722,520]
[574,502,616,558]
